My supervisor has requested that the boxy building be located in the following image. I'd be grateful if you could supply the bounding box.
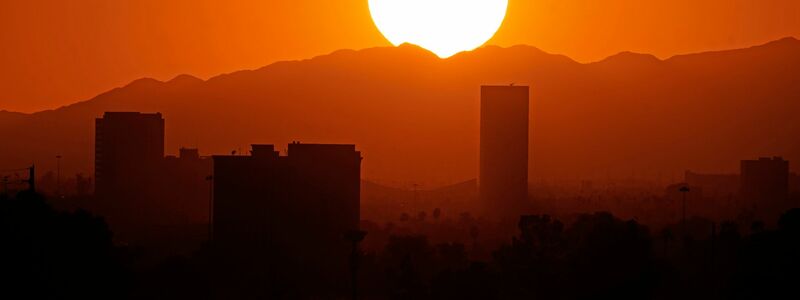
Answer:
[212,142,362,295]
[95,112,212,246]
[741,157,791,222]
[95,112,164,199]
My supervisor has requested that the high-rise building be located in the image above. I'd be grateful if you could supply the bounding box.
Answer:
[479,85,530,220]
[95,112,164,199]
[94,112,166,234]
[93,112,215,255]
[741,157,790,221]
[212,142,362,295]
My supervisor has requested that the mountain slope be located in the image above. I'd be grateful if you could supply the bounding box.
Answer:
[2,39,799,185]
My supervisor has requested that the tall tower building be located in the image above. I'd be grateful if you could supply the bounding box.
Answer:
[94,112,164,201]
[94,112,214,239]
[480,85,530,220]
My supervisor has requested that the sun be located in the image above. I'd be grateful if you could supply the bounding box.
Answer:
[368,0,509,58]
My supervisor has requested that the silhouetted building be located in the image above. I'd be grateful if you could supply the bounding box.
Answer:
[94,112,212,254]
[681,171,741,220]
[212,142,362,295]
[95,112,164,198]
[741,157,791,221]
[75,174,92,197]
[480,85,530,220]
[791,173,800,195]
[685,171,739,198]
[95,112,164,227]
[160,147,212,225]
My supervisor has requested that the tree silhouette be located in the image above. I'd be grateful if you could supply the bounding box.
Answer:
[0,191,130,299]
[382,235,434,299]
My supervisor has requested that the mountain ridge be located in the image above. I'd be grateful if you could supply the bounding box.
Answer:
[2,37,798,186]
[8,37,797,115]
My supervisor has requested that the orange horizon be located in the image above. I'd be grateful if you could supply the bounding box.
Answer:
[1,0,799,112]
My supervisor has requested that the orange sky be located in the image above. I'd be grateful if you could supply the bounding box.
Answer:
[1,0,799,112]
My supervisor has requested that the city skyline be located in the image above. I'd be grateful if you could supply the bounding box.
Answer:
[2,37,799,188]
[1,1,798,298]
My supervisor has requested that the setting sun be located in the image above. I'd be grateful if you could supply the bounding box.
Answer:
[368,0,508,58]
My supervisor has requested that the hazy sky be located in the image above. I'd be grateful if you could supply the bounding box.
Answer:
[1,0,799,112]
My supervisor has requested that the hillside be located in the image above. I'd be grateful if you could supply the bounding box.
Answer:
[2,38,799,186]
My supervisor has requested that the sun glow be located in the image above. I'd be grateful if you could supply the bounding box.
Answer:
[368,0,508,58]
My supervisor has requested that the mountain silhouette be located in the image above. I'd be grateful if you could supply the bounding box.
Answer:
[2,38,799,185]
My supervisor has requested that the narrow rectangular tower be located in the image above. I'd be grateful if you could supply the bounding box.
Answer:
[480,85,530,220]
